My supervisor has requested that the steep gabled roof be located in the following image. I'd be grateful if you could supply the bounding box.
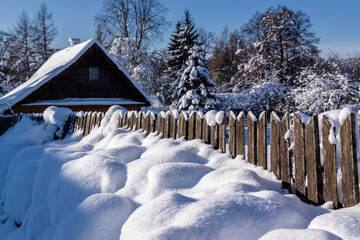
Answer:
[0,39,151,113]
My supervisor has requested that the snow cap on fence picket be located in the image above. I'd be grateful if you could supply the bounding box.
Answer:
[205,110,217,127]
[215,111,225,125]
[248,111,257,122]
[237,111,244,121]
[197,110,204,119]
[172,109,179,119]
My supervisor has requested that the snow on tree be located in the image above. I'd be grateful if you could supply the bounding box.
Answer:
[232,6,320,89]
[33,2,57,64]
[171,46,217,112]
[288,67,360,114]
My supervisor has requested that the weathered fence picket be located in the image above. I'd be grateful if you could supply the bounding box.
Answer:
[305,115,323,205]
[236,112,245,159]
[270,112,281,179]
[257,112,267,169]
[322,116,340,208]
[293,114,307,202]
[280,113,291,192]
[339,113,359,207]
[247,112,257,165]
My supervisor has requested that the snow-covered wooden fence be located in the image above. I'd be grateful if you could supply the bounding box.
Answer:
[0,114,43,135]
[1,110,360,209]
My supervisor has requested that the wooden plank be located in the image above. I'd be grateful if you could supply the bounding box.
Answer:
[132,112,138,130]
[144,112,150,134]
[83,112,92,136]
[136,112,142,130]
[219,113,226,153]
[89,112,97,132]
[164,112,171,138]
[270,112,281,179]
[188,112,196,140]
[236,112,245,158]
[141,111,146,130]
[257,111,267,169]
[293,114,307,202]
[195,112,203,139]
[149,113,156,133]
[170,112,177,139]
[211,124,219,150]
[339,113,359,207]
[228,112,236,158]
[122,112,128,128]
[280,113,291,193]
[305,115,323,205]
[247,112,257,165]
[178,113,188,139]
[322,116,340,208]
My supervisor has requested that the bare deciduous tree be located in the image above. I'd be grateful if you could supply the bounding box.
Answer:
[33,2,57,63]
[95,0,168,51]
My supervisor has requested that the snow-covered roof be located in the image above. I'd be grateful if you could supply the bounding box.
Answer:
[21,98,145,106]
[0,39,151,113]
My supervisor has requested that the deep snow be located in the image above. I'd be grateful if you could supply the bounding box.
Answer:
[0,106,360,240]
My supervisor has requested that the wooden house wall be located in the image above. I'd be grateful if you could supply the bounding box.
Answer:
[14,44,149,108]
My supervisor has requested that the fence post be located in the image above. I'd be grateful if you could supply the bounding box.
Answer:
[178,112,188,139]
[236,112,245,159]
[210,112,219,150]
[83,112,92,136]
[202,115,211,144]
[229,111,236,158]
[188,112,196,140]
[305,115,323,205]
[257,111,267,169]
[149,113,156,133]
[270,112,281,178]
[293,114,307,202]
[195,112,203,140]
[164,111,171,138]
[218,112,226,153]
[340,113,359,207]
[322,116,340,208]
[136,111,142,130]
[144,112,150,134]
[280,113,291,193]
[247,112,257,165]
[170,111,178,139]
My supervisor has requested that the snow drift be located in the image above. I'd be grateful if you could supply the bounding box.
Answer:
[0,105,360,240]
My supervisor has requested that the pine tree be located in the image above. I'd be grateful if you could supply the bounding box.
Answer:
[33,2,57,64]
[178,9,199,65]
[166,21,183,78]
[171,46,217,112]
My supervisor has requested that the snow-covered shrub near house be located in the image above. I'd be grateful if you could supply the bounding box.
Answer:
[289,68,360,114]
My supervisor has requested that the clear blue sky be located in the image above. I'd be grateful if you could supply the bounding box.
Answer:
[1,0,359,57]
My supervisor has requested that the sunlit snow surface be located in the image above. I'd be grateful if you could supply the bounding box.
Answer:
[0,106,360,240]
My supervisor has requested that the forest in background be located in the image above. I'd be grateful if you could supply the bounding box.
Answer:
[1,0,360,115]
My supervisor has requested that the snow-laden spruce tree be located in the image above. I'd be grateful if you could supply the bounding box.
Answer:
[171,46,217,112]
[164,10,199,105]
[288,67,360,114]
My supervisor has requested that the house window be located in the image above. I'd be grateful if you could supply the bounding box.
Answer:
[89,67,99,80]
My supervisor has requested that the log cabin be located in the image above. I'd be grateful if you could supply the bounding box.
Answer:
[0,39,151,114]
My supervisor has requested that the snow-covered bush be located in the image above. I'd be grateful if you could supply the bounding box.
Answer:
[288,69,360,114]
[217,78,290,115]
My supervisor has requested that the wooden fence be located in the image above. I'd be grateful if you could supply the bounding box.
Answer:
[0,114,44,135]
[1,110,359,209]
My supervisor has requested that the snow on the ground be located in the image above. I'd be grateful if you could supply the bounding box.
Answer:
[0,106,360,240]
